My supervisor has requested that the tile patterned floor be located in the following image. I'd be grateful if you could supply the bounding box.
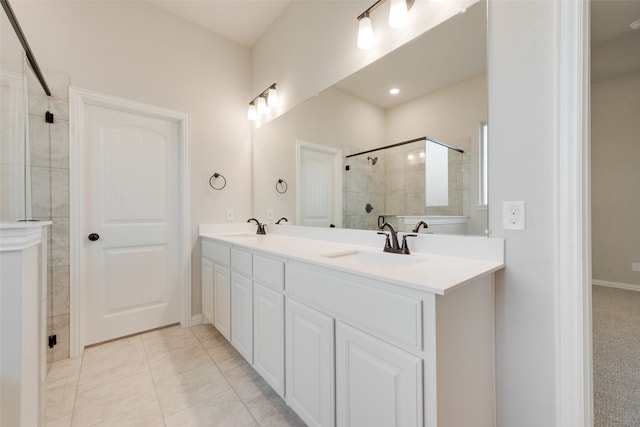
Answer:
[45,324,307,426]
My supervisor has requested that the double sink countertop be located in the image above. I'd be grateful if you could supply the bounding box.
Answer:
[199,223,505,296]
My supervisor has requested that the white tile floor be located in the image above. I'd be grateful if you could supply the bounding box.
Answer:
[45,323,307,426]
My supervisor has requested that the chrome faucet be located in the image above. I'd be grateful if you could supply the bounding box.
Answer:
[412,220,429,233]
[247,218,266,235]
[377,222,416,254]
[275,217,288,224]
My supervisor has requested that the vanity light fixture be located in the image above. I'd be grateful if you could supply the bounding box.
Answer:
[247,83,278,121]
[357,12,374,49]
[356,0,415,49]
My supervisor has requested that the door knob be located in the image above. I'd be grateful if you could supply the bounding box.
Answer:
[88,233,100,241]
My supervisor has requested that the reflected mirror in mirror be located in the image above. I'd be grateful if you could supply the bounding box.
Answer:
[253,0,487,236]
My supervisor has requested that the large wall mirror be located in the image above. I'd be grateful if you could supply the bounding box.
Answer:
[253,0,487,236]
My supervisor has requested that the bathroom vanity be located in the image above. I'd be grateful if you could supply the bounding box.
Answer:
[199,223,504,427]
[0,222,50,427]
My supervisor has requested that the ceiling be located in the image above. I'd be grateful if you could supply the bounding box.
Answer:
[591,0,640,46]
[147,0,640,49]
[146,0,640,109]
[148,0,290,47]
[335,1,486,110]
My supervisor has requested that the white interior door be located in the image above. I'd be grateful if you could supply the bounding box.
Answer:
[296,140,342,227]
[81,103,180,346]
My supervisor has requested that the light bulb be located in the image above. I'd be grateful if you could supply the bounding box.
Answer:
[267,87,279,107]
[357,14,374,49]
[256,96,267,114]
[388,0,408,29]
[247,103,257,121]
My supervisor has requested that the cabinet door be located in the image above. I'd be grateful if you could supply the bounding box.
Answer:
[336,322,422,427]
[231,272,253,363]
[213,263,231,341]
[253,282,285,397]
[286,299,335,427]
[201,257,214,324]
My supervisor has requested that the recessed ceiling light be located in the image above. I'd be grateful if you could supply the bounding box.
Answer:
[631,19,640,30]
[389,88,400,95]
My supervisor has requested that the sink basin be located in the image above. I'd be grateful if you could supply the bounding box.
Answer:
[322,250,425,269]
[220,233,261,238]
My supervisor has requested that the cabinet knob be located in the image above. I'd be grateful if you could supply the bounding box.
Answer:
[88,233,100,241]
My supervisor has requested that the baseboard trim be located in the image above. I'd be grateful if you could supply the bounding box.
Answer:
[190,314,203,325]
[593,280,640,292]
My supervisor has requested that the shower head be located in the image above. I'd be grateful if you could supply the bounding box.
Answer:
[367,156,378,165]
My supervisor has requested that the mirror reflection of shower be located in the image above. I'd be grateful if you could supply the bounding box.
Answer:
[344,136,466,231]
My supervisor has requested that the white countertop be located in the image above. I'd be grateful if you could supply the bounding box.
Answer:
[199,224,504,296]
[0,221,52,252]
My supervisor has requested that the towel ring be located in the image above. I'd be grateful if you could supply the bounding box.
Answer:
[275,179,288,194]
[209,173,227,190]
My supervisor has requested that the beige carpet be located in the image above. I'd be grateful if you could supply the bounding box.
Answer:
[593,285,640,427]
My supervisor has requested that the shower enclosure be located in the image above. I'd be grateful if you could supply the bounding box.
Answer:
[2,0,71,365]
[343,136,467,231]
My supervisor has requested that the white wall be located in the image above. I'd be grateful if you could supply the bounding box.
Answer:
[12,1,252,316]
[488,1,558,425]
[592,71,640,287]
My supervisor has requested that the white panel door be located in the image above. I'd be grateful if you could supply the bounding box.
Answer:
[286,298,335,427]
[214,264,231,341]
[253,282,285,397]
[297,141,342,227]
[201,257,214,324]
[83,104,179,345]
[336,322,423,427]
[231,272,253,363]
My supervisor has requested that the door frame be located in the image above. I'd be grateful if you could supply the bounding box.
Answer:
[555,0,592,425]
[68,87,191,357]
[295,139,343,227]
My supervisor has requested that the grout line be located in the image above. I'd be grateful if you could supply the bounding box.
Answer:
[140,331,168,426]
[67,350,83,426]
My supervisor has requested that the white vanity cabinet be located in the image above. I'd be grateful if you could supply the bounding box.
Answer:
[285,259,495,427]
[199,231,498,427]
[1,223,50,427]
[230,248,253,363]
[335,322,422,427]
[286,261,425,427]
[252,253,286,397]
[286,298,335,427]
[202,240,231,340]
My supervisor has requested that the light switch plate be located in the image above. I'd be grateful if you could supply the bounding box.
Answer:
[503,201,525,230]
[267,209,274,220]
[226,209,234,221]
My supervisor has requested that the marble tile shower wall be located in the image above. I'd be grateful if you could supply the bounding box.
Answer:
[28,68,70,364]
[344,154,386,230]
[344,139,470,230]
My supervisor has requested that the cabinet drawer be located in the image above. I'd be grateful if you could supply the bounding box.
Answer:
[231,248,252,276]
[287,262,423,351]
[202,239,230,265]
[253,254,284,291]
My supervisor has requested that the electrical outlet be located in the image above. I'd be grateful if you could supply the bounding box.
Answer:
[633,263,640,272]
[267,209,274,220]
[226,209,234,221]
[503,201,525,230]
